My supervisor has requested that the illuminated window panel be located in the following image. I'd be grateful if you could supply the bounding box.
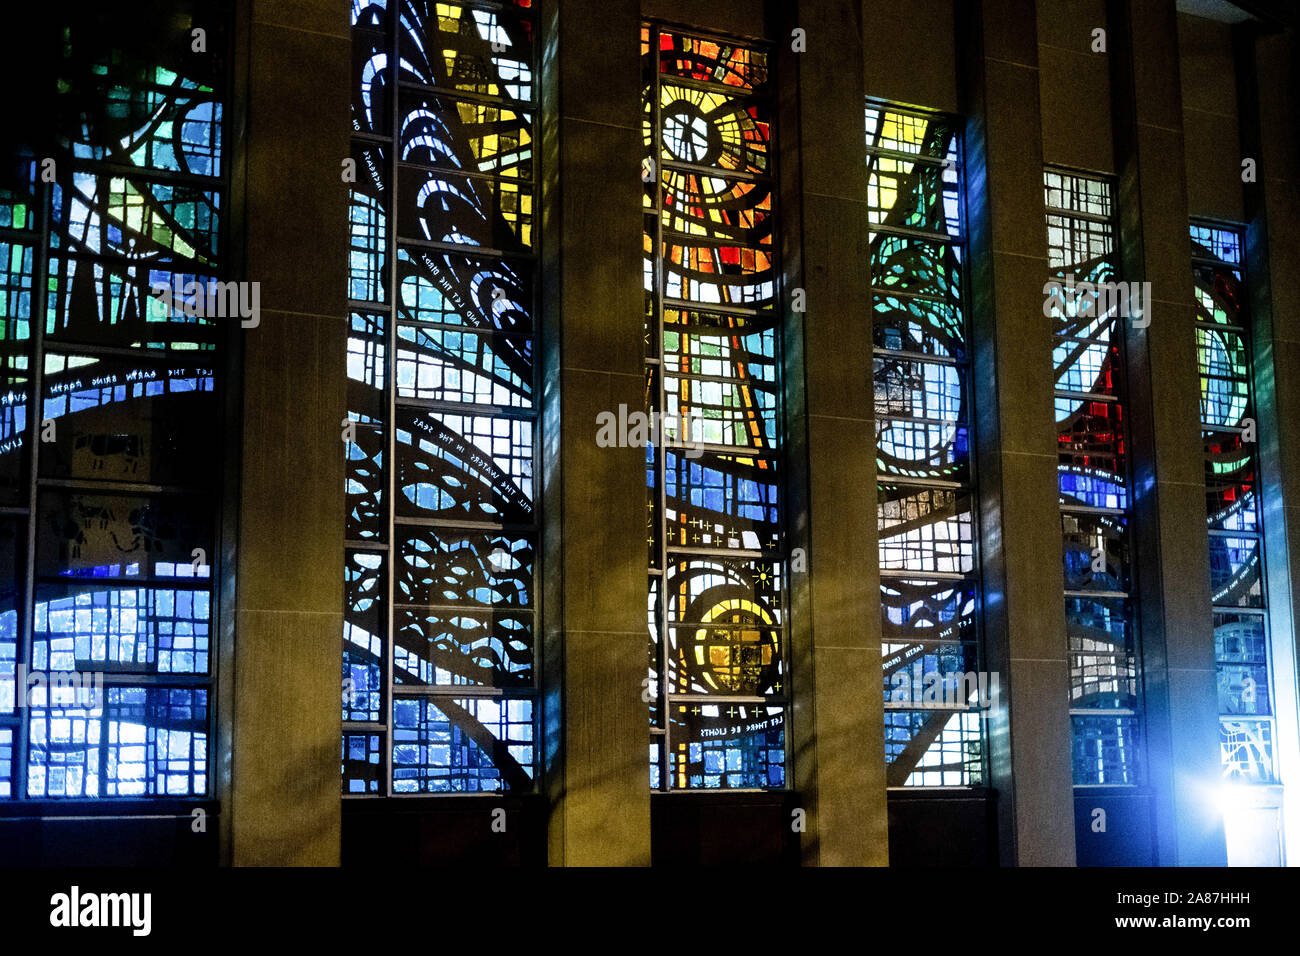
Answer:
[648,574,662,719]
[1071,714,1141,786]
[0,240,34,342]
[0,270,31,499]
[394,606,532,687]
[0,177,36,230]
[52,172,221,268]
[1067,594,1139,711]
[882,640,981,704]
[1046,169,1143,787]
[663,451,780,554]
[348,311,387,422]
[395,167,533,251]
[63,65,222,178]
[27,686,208,799]
[344,549,385,722]
[1046,214,1113,270]
[32,585,210,674]
[655,180,773,245]
[349,148,389,305]
[1194,221,1276,777]
[1069,651,1138,710]
[394,325,532,408]
[666,625,783,697]
[345,0,539,795]
[877,485,974,576]
[1220,718,1273,784]
[1209,535,1264,608]
[668,703,785,790]
[1203,432,1257,535]
[650,29,768,91]
[0,728,11,797]
[1045,170,1112,218]
[1061,512,1130,592]
[0,518,15,718]
[391,695,534,793]
[398,0,535,102]
[343,732,383,795]
[874,297,967,363]
[663,555,782,626]
[398,92,533,180]
[395,409,533,523]
[870,103,985,788]
[1057,405,1128,503]
[396,530,533,609]
[352,0,391,117]
[345,424,386,541]
[1064,599,1140,719]
[396,248,534,335]
[645,25,785,790]
[38,352,217,485]
[884,710,983,787]
[881,578,978,645]
[1197,323,1251,425]
[872,236,963,301]
[16,31,232,832]
[662,308,779,449]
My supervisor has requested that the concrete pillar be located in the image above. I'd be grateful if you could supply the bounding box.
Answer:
[228,0,350,866]
[958,0,1077,867]
[776,0,888,867]
[1108,0,1226,866]
[539,0,651,866]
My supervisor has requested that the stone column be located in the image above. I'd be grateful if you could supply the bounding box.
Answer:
[958,0,1077,867]
[538,0,652,866]
[227,0,350,866]
[777,0,888,867]
[1108,0,1226,866]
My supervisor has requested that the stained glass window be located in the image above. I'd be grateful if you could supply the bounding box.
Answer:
[868,104,986,787]
[1191,222,1275,783]
[1044,170,1143,786]
[642,25,787,790]
[343,0,538,795]
[0,5,227,801]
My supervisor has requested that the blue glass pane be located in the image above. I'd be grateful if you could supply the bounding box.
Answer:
[392,695,534,793]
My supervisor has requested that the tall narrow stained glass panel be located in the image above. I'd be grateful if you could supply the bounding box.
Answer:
[1044,169,1144,786]
[1191,222,1275,783]
[344,0,539,795]
[642,25,787,790]
[0,5,229,801]
[867,103,986,787]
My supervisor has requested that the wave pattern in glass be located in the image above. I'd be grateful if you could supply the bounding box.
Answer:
[643,25,786,790]
[344,0,537,795]
[0,6,225,800]
[1045,170,1143,786]
[1192,222,1275,783]
[869,104,985,787]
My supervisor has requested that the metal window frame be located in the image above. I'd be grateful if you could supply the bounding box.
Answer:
[866,99,992,791]
[342,0,543,800]
[1046,165,1148,789]
[1192,216,1277,784]
[1,8,233,807]
[644,20,789,794]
